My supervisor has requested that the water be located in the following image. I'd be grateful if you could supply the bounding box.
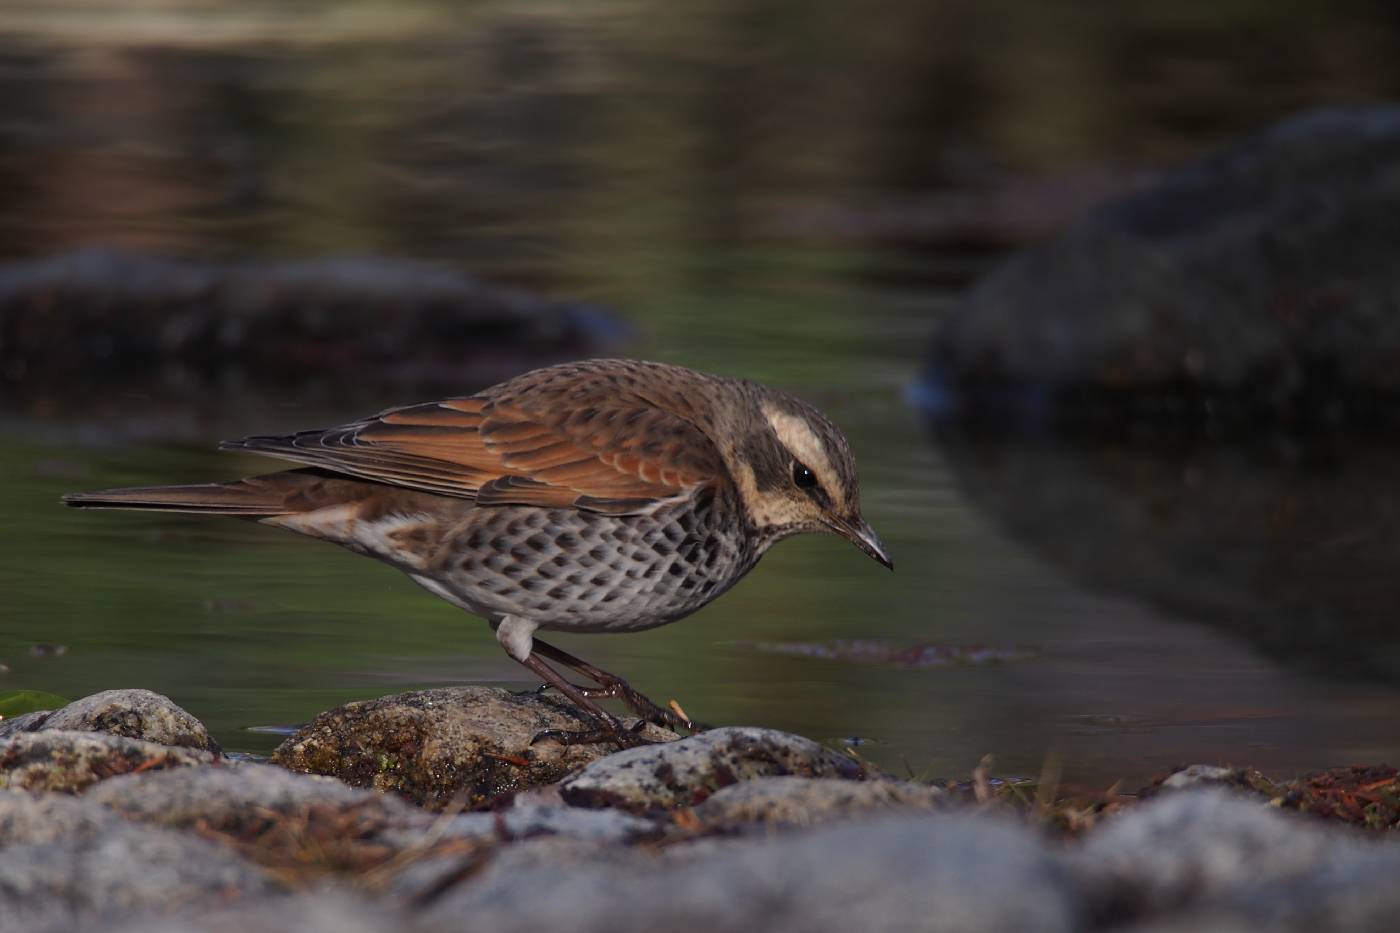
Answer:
[3,1,1400,790]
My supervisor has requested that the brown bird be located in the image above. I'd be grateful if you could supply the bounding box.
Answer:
[64,359,891,746]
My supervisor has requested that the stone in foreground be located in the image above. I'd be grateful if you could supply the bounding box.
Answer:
[0,823,279,933]
[1069,789,1377,923]
[693,775,944,828]
[558,726,873,811]
[427,814,1076,933]
[270,687,676,810]
[0,730,215,794]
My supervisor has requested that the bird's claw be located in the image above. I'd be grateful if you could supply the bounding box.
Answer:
[530,719,653,749]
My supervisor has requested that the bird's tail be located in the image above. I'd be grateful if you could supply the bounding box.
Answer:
[62,474,306,516]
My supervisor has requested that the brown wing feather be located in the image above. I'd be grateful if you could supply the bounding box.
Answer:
[221,362,726,514]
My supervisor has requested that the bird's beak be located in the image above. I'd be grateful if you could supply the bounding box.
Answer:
[828,515,894,571]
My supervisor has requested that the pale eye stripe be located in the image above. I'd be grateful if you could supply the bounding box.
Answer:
[761,404,842,507]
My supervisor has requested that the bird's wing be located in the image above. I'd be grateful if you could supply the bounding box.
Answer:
[221,377,723,515]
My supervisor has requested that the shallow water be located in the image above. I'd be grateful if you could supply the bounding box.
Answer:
[3,2,1400,789]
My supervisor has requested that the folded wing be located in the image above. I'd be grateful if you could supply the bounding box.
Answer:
[221,374,723,514]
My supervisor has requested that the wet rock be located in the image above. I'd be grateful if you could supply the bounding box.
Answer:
[921,106,1400,429]
[427,814,1077,933]
[1070,789,1373,924]
[0,824,279,933]
[1,248,626,427]
[0,730,215,794]
[37,688,217,751]
[557,727,872,812]
[693,775,945,829]
[271,687,676,810]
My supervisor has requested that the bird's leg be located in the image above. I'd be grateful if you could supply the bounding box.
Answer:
[515,652,652,748]
[531,638,710,734]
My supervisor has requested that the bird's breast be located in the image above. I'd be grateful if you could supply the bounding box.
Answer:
[423,488,758,631]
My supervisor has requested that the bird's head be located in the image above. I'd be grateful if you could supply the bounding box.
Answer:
[723,385,892,570]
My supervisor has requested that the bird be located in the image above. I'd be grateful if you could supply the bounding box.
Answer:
[64,358,892,746]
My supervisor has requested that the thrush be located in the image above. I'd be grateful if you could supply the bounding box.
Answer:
[64,359,891,746]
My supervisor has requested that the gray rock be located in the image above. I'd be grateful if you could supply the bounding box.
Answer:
[0,789,126,845]
[1155,764,1277,795]
[1158,765,1240,790]
[1125,844,1400,933]
[427,814,1078,933]
[0,710,51,740]
[693,775,944,828]
[92,759,662,845]
[83,758,666,907]
[271,687,675,810]
[79,893,411,933]
[452,803,661,846]
[558,727,870,811]
[85,761,397,828]
[923,106,1400,427]
[39,689,216,751]
[0,824,279,933]
[0,731,215,794]
[1069,789,1374,923]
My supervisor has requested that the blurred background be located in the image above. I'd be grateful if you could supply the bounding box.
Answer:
[3,0,1400,789]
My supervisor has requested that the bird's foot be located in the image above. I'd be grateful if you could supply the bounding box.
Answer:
[530,717,653,749]
[530,678,707,734]
[588,680,711,734]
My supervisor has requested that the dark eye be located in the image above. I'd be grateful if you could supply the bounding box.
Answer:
[792,462,817,489]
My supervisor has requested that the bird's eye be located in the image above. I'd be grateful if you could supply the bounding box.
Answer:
[792,462,817,489]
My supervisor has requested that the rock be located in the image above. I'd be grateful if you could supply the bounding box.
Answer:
[85,761,392,826]
[86,894,415,933]
[1,248,626,431]
[557,727,872,812]
[1069,789,1374,925]
[0,710,52,739]
[87,763,457,886]
[1157,765,1241,790]
[37,688,217,751]
[0,824,279,933]
[81,761,665,902]
[921,106,1400,429]
[1155,765,1277,795]
[426,814,1078,933]
[1123,844,1400,933]
[271,687,675,811]
[693,775,944,828]
[0,789,127,845]
[0,731,215,794]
